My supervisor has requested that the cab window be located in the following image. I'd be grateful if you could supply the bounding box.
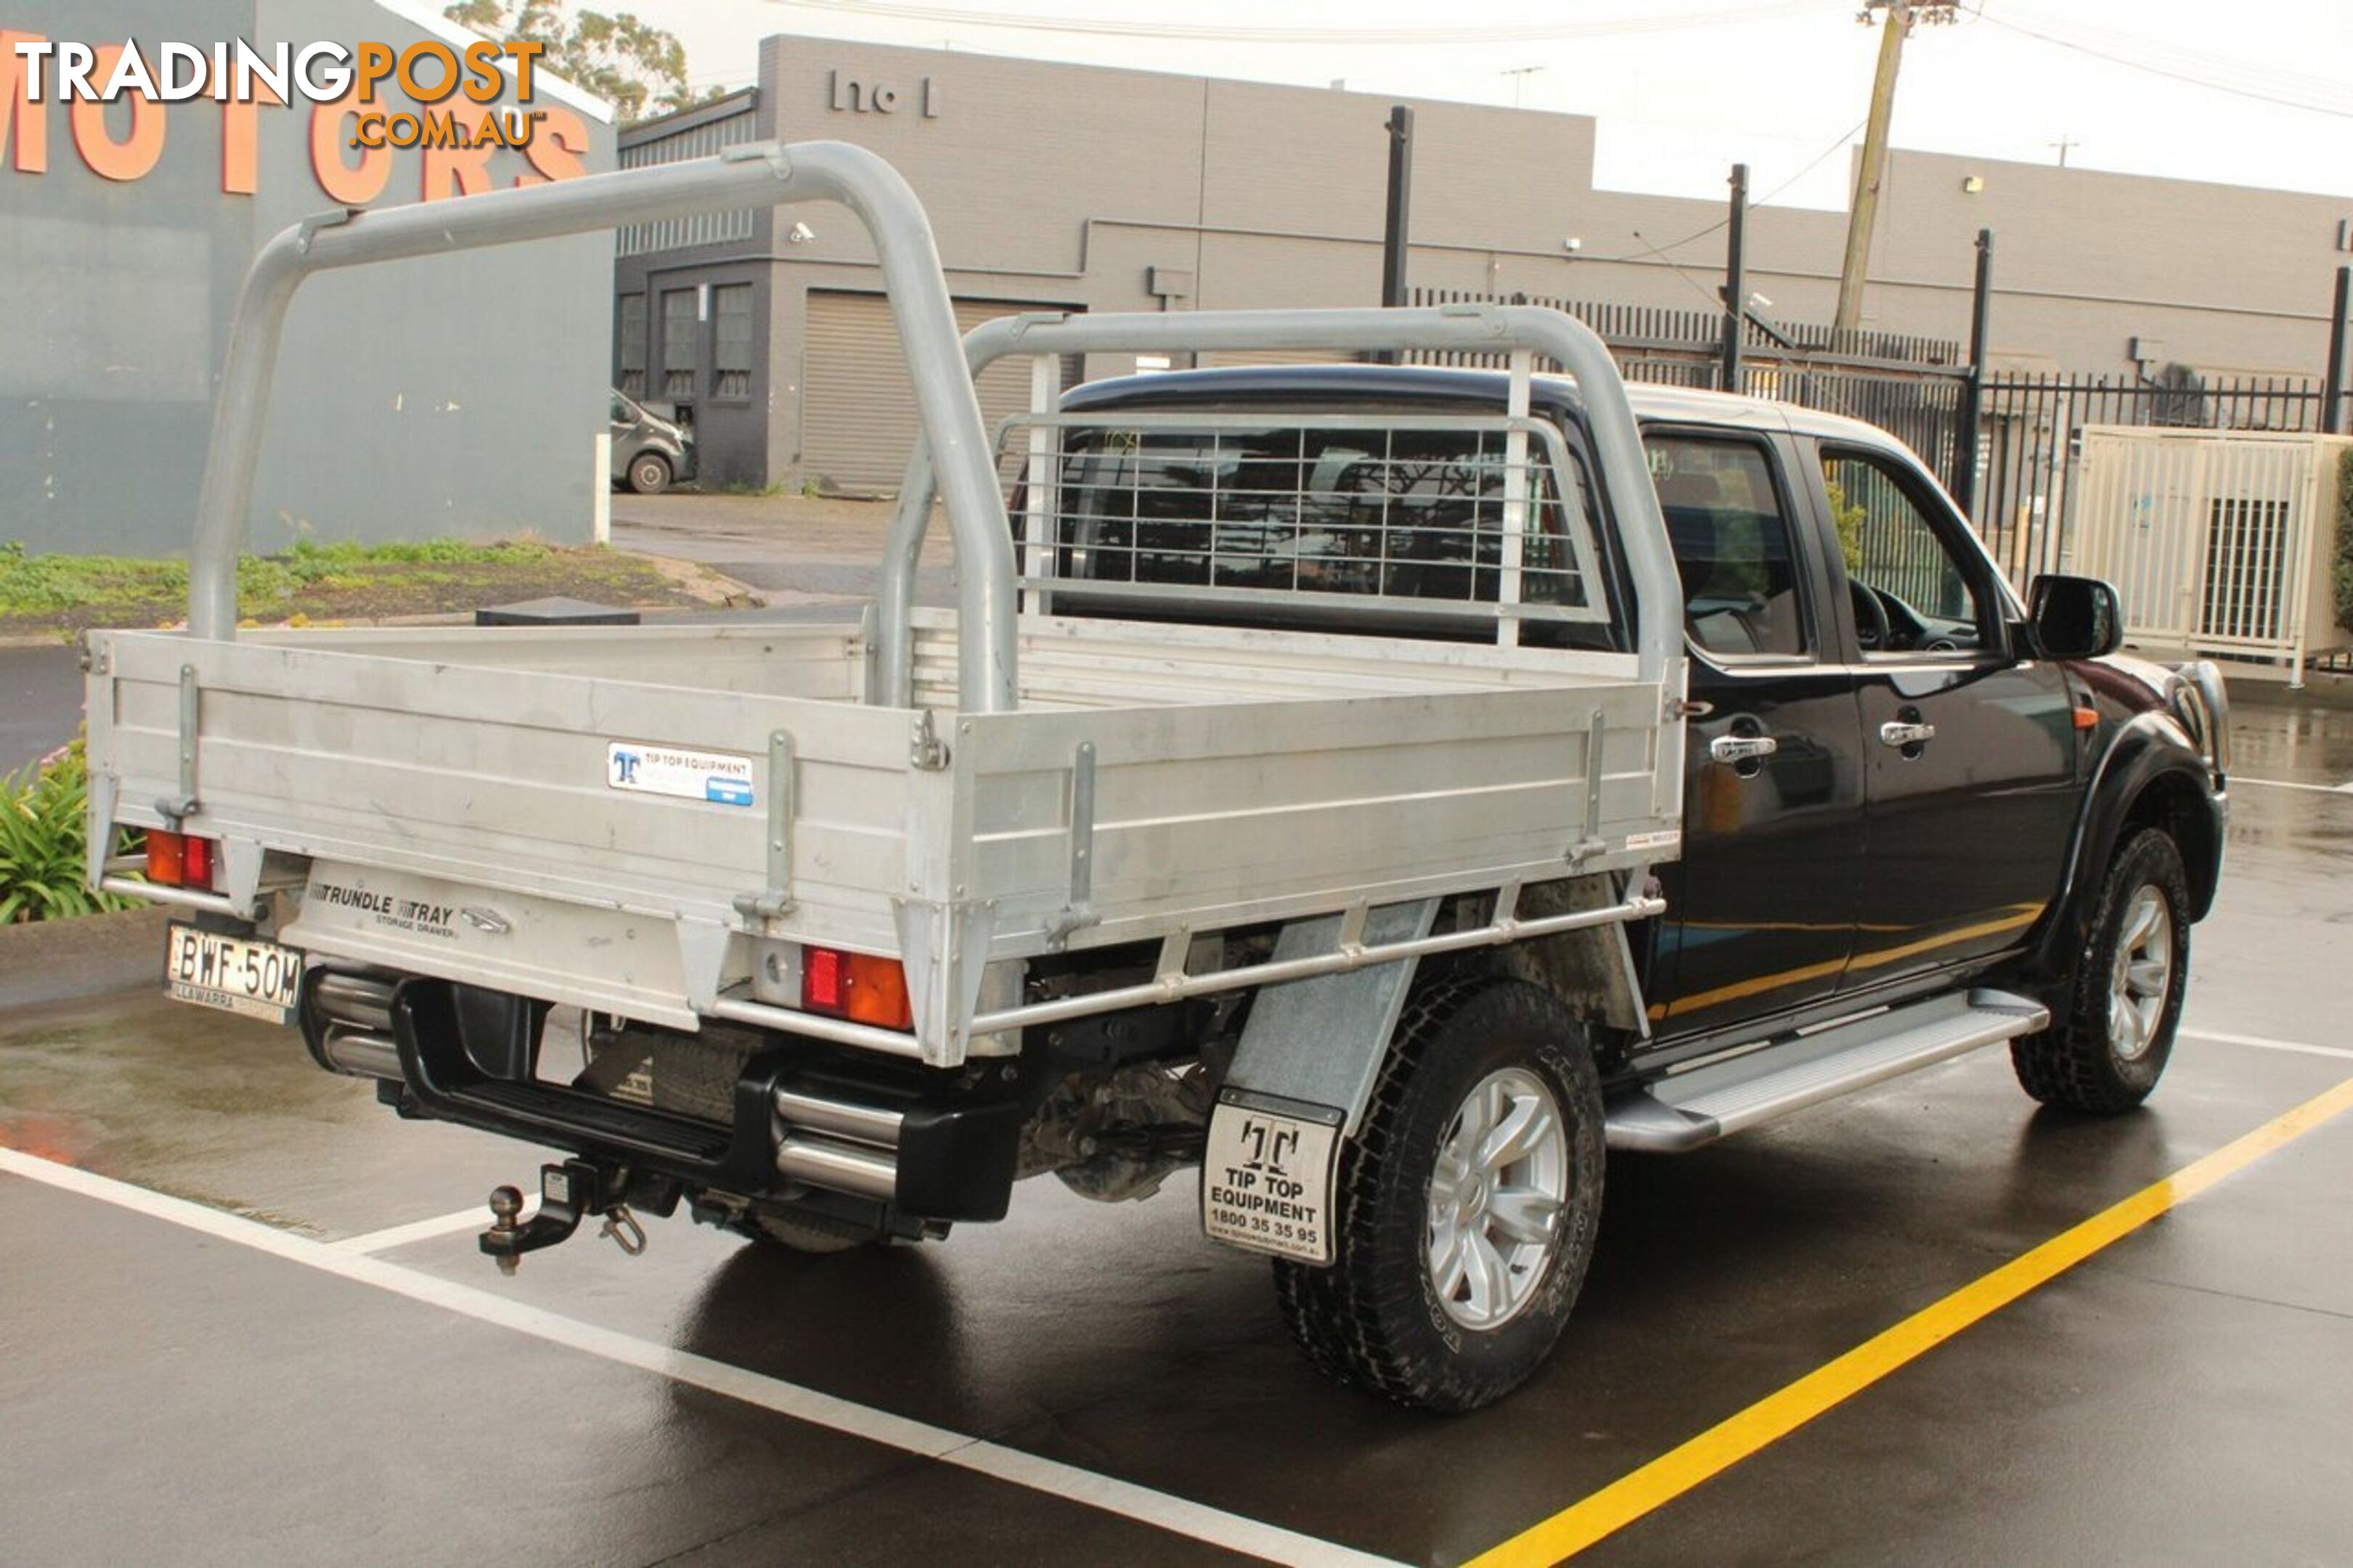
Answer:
[1648,435,1809,659]
[1821,447,1990,655]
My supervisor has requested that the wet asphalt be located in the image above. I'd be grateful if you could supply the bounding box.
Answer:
[3,706,2352,1567]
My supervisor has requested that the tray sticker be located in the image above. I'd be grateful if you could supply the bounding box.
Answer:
[1202,1098,1344,1265]
[607,742,756,807]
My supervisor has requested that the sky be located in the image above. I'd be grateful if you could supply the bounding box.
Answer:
[629,0,2353,214]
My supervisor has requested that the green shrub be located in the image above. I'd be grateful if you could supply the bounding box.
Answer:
[0,739,139,923]
[1823,475,1867,573]
[2334,447,2353,636]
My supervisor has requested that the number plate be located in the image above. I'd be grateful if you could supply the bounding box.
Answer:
[164,923,303,1026]
[1201,1093,1345,1266]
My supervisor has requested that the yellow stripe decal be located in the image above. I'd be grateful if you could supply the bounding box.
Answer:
[1463,1073,2353,1568]
[1664,906,2040,1018]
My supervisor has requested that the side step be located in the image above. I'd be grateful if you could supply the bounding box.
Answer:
[1604,989,2050,1153]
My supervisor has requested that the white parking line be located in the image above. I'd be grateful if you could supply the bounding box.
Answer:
[2186,1028,2353,1062]
[327,1205,515,1254]
[0,1147,1400,1568]
[2232,776,2353,796]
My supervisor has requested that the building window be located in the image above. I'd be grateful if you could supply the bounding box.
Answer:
[713,284,754,401]
[617,295,646,398]
[662,289,699,401]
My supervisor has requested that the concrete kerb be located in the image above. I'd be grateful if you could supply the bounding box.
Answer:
[2222,666,2353,712]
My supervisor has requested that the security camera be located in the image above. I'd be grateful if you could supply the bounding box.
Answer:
[1562,237,1583,253]
[788,221,816,244]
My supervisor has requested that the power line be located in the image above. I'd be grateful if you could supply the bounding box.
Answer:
[1978,6,2353,120]
[767,0,1820,46]
[1603,117,1868,267]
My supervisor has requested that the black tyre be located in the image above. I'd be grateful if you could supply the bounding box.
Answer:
[1273,976,1606,1412]
[2011,827,2191,1114]
[627,452,672,495]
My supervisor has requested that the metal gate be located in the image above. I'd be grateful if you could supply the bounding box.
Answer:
[800,291,1079,493]
[2071,426,2352,681]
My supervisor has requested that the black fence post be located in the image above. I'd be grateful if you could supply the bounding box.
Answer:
[2325,264,2351,436]
[1381,105,1414,310]
[1377,105,1414,365]
[1952,226,1993,518]
[1719,163,1748,394]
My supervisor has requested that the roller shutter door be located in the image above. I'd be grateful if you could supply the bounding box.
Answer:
[800,291,1077,494]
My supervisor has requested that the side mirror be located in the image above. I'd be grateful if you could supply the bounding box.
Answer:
[2027,573,2124,660]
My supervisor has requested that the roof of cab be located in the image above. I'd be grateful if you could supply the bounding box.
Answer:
[1059,364,1902,449]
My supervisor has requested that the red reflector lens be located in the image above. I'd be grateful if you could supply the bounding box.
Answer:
[182,836,215,891]
[800,946,914,1031]
[802,946,846,1013]
[146,830,187,886]
[146,830,216,890]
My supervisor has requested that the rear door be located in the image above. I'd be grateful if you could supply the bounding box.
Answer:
[1647,427,1867,1039]
[1812,440,2079,992]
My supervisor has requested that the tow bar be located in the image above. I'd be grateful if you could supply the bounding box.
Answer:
[480,1159,648,1274]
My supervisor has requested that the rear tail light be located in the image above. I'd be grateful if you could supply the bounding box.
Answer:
[800,945,913,1030]
[145,829,215,890]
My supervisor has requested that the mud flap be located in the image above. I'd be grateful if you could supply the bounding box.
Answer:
[1201,1091,1344,1265]
[1221,899,1439,1138]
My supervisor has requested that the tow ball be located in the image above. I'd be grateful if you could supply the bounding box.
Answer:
[480,1159,647,1275]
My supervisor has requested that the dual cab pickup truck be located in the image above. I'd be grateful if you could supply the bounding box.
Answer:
[90,142,2227,1411]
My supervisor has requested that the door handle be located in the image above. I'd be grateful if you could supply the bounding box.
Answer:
[1879,720,1937,748]
[1709,734,1779,765]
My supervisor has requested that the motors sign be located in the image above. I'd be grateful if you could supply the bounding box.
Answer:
[1,28,592,202]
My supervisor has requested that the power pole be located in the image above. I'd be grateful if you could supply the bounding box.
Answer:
[1832,1,1957,340]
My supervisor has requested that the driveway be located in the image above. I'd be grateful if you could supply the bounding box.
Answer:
[1,643,81,777]
[611,491,953,609]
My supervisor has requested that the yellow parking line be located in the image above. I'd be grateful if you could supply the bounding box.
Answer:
[1464,1073,2353,1568]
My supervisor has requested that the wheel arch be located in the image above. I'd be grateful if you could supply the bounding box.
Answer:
[2026,712,2222,989]
[2122,767,2222,920]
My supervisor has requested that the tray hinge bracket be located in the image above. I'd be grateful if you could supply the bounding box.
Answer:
[733,729,797,923]
[1043,740,1099,947]
[157,663,201,825]
[1565,708,1607,865]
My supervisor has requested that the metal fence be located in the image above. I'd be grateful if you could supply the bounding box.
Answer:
[1403,285,1975,502]
[1401,287,2343,621]
[1968,374,2325,589]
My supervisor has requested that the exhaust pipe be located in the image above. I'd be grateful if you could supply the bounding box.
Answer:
[309,971,404,1080]
[773,1085,905,1201]
[319,1027,401,1080]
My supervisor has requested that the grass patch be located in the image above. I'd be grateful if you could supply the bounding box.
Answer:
[2334,447,2352,636]
[0,538,717,637]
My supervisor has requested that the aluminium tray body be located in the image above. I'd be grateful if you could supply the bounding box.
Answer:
[86,612,1676,1062]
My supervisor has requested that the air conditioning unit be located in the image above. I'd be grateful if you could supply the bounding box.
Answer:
[2071,425,2352,685]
